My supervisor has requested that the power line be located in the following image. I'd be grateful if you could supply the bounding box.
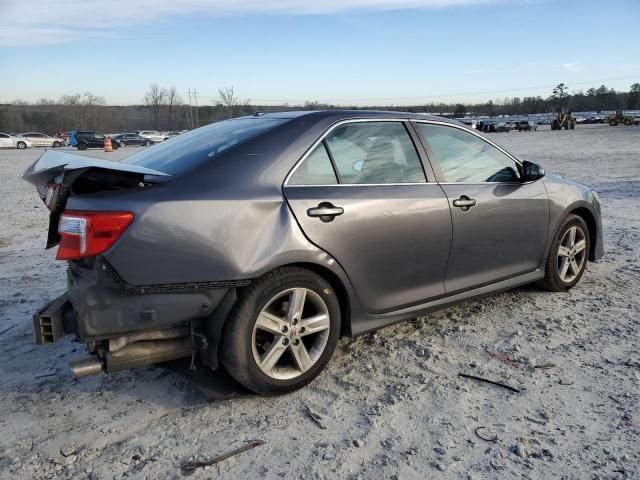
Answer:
[192,75,639,105]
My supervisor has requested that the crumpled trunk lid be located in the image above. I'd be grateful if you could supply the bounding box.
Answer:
[22,150,169,248]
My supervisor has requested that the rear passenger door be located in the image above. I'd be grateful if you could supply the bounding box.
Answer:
[284,120,452,313]
[414,122,549,294]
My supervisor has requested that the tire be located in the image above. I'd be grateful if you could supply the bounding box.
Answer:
[77,142,88,151]
[221,267,341,395]
[53,141,61,148]
[16,141,26,149]
[144,140,151,147]
[539,214,590,292]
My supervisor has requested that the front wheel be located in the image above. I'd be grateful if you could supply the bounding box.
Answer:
[221,267,341,395]
[16,141,26,149]
[77,142,88,150]
[144,140,151,146]
[539,214,590,292]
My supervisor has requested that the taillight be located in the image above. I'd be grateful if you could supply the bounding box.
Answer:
[56,210,134,260]
[44,183,59,210]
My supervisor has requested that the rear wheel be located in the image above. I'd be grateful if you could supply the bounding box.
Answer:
[144,140,151,147]
[221,267,340,395]
[539,214,589,292]
[77,142,88,150]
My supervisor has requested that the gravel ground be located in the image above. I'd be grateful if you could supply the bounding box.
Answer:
[0,124,639,479]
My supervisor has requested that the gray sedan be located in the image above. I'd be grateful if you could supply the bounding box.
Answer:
[25,111,603,394]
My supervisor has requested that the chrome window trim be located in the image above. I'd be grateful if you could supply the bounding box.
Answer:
[285,182,435,188]
[283,118,427,187]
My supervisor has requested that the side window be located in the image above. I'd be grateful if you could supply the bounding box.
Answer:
[325,122,426,184]
[417,124,520,183]
[0,133,8,138]
[94,133,105,140]
[288,143,338,185]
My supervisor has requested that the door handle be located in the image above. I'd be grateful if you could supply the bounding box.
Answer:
[307,202,344,222]
[452,195,477,212]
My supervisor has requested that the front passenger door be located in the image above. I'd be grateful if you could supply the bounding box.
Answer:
[414,122,549,295]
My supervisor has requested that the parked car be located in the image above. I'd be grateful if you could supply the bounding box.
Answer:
[16,132,64,148]
[137,130,169,143]
[55,132,71,144]
[113,133,152,147]
[74,131,121,150]
[475,121,496,133]
[515,120,537,132]
[0,132,33,149]
[24,111,604,395]
[495,122,511,133]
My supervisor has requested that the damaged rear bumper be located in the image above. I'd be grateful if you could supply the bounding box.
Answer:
[32,258,245,376]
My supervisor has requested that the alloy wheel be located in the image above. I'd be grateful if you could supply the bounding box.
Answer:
[251,288,330,380]
[557,226,587,283]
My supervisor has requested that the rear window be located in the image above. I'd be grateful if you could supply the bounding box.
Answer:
[123,117,287,175]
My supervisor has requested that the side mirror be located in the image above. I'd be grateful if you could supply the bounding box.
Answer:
[522,160,545,181]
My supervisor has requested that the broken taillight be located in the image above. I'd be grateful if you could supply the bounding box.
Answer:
[44,183,59,210]
[56,211,134,260]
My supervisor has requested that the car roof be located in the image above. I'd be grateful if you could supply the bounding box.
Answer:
[253,109,454,123]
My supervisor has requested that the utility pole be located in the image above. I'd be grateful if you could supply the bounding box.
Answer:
[193,88,199,128]
[186,89,193,130]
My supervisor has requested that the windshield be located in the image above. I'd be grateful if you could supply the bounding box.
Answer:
[123,117,288,175]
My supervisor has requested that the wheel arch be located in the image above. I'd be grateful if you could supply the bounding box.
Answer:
[568,206,598,261]
[279,262,352,338]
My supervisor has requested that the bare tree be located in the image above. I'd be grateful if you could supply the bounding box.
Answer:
[218,86,239,118]
[144,83,166,130]
[165,86,181,131]
[58,92,105,129]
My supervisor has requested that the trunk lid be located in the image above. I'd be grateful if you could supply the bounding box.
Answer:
[22,150,170,248]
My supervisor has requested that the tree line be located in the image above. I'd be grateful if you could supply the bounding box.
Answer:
[1,83,638,135]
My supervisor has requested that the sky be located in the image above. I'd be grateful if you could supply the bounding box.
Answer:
[0,0,638,106]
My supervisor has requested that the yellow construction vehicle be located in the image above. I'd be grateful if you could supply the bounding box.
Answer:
[605,111,635,126]
[550,109,576,130]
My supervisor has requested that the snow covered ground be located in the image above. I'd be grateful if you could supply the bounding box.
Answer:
[0,124,638,479]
